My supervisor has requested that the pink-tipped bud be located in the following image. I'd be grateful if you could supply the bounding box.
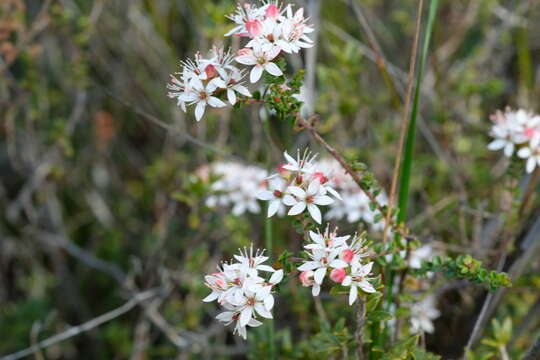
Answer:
[342,249,355,263]
[313,172,328,184]
[204,64,217,79]
[330,268,346,283]
[237,48,252,56]
[299,270,314,286]
[525,127,536,139]
[246,19,263,37]
[277,163,287,174]
[266,4,279,19]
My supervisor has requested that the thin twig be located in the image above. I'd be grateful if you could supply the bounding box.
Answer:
[523,333,540,360]
[384,0,425,243]
[0,290,159,360]
[355,297,366,360]
[296,115,410,241]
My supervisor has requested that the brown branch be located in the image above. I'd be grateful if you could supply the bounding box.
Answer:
[355,297,366,360]
[523,333,540,360]
[296,115,410,241]
[0,290,160,360]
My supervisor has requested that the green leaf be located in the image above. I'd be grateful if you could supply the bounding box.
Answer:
[368,310,393,322]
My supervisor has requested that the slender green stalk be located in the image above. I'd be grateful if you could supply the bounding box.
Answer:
[265,196,275,359]
[397,0,440,224]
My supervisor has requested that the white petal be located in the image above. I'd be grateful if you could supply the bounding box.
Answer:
[194,101,206,121]
[216,311,234,322]
[264,62,283,76]
[268,200,280,217]
[297,261,319,271]
[264,295,275,310]
[255,302,273,319]
[207,97,227,108]
[314,195,333,206]
[503,143,515,157]
[257,190,274,201]
[269,269,283,284]
[358,280,376,293]
[342,276,352,287]
[235,55,257,65]
[527,157,536,173]
[282,194,297,206]
[288,186,306,198]
[312,283,321,296]
[239,307,253,327]
[349,285,358,305]
[487,139,506,151]
[234,85,251,97]
[202,292,219,302]
[518,147,531,158]
[250,66,263,83]
[288,201,307,216]
[227,89,237,105]
[307,203,322,224]
[314,267,326,284]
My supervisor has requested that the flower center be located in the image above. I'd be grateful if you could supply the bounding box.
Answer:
[273,189,282,198]
[306,195,314,203]
[247,297,256,306]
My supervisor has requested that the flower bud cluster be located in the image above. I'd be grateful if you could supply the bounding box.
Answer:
[488,107,540,173]
[297,226,376,305]
[256,150,342,224]
[203,245,283,339]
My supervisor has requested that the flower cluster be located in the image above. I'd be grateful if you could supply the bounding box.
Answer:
[488,107,540,173]
[298,226,377,305]
[203,161,269,216]
[203,246,283,339]
[227,1,313,82]
[168,1,313,121]
[317,158,391,231]
[167,47,251,121]
[257,150,342,224]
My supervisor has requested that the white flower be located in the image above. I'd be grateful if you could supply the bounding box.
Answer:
[410,295,441,334]
[342,261,376,305]
[178,77,226,121]
[217,68,252,105]
[283,180,334,223]
[235,41,282,83]
[233,246,276,276]
[233,283,275,327]
[202,245,282,340]
[256,176,288,217]
[282,150,317,173]
[299,270,320,296]
[517,136,540,173]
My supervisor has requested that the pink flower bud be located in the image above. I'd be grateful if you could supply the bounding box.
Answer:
[313,172,328,184]
[299,270,314,286]
[246,19,263,37]
[330,268,346,283]
[237,48,252,56]
[266,4,279,19]
[204,64,217,79]
[525,127,536,139]
[342,249,355,263]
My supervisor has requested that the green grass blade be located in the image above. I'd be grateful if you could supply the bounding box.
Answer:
[397,0,440,224]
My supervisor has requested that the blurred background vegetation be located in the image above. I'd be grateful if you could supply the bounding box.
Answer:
[1,0,540,358]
